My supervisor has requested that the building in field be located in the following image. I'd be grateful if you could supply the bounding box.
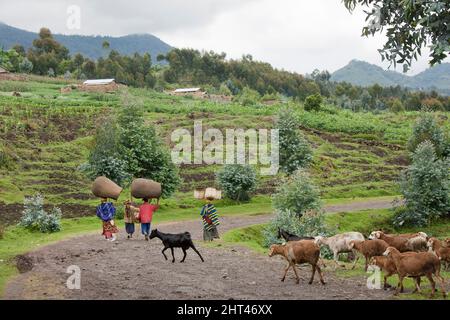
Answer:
[0,66,9,74]
[171,87,206,97]
[80,79,120,93]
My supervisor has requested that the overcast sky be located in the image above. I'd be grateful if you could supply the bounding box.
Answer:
[0,0,446,75]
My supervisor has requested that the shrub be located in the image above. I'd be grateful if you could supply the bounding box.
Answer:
[394,141,450,227]
[235,87,261,106]
[390,98,405,113]
[263,209,330,247]
[272,170,322,216]
[407,111,448,158]
[216,164,257,201]
[304,93,323,112]
[19,194,62,233]
[0,223,5,239]
[277,108,313,175]
[115,205,125,220]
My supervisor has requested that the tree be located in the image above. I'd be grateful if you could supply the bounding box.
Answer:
[18,58,33,74]
[263,170,329,246]
[272,170,322,217]
[389,98,405,113]
[407,111,448,158]
[116,103,180,197]
[277,108,313,175]
[304,93,323,112]
[216,165,257,201]
[27,28,69,75]
[394,141,450,227]
[82,102,180,197]
[344,0,450,71]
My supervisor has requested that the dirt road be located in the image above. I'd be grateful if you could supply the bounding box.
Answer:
[3,200,394,300]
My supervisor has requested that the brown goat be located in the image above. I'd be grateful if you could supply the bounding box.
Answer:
[350,239,389,271]
[269,240,325,285]
[427,238,450,270]
[383,247,446,298]
[369,231,427,252]
[370,254,420,291]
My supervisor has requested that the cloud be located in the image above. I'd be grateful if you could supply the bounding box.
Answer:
[0,0,445,75]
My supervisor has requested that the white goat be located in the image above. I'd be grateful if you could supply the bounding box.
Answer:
[314,232,365,269]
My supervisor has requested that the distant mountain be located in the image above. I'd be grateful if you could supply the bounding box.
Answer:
[331,60,450,95]
[0,22,172,63]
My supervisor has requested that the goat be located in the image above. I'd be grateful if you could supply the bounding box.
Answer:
[386,231,428,240]
[369,254,420,291]
[314,232,365,270]
[349,239,389,271]
[427,238,450,270]
[269,240,325,285]
[149,229,204,263]
[369,231,427,252]
[277,228,314,242]
[383,247,446,298]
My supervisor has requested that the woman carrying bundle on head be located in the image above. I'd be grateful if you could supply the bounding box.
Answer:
[200,198,220,241]
[96,197,119,242]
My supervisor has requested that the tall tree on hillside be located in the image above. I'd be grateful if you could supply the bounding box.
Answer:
[27,28,70,75]
[276,108,313,175]
[344,0,449,71]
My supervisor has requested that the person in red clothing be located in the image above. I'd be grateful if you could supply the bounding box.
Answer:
[138,197,160,241]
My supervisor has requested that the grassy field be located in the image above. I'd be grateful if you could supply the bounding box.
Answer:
[2,75,449,216]
[1,75,450,299]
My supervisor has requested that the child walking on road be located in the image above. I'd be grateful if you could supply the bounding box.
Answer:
[138,198,160,241]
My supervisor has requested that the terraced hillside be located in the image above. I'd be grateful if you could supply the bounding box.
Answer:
[1,76,449,224]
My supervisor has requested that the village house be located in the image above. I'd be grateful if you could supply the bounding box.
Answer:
[79,78,120,93]
[171,87,207,98]
[0,66,9,74]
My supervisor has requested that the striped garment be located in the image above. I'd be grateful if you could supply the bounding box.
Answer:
[201,203,220,231]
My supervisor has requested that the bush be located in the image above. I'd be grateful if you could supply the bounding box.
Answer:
[19,194,62,233]
[115,205,125,220]
[407,111,448,158]
[277,108,313,175]
[235,87,261,106]
[216,164,257,201]
[304,94,323,112]
[272,170,322,216]
[395,141,450,227]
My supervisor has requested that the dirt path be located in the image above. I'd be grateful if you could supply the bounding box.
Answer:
[3,199,394,300]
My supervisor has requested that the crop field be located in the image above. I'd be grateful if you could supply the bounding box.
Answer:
[1,76,450,223]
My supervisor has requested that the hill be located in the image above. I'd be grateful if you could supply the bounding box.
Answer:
[0,22,172,62]
[331,60,450,95]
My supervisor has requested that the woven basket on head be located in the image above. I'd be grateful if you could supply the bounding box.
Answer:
[91,176,123,200]
[131,178,162,199]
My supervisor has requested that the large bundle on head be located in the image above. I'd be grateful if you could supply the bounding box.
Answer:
[131,178,162,199]
[204,187,222,200]
[91,176,123,200]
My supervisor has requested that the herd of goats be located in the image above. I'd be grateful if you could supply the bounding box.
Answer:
[269,229,449,298]
[146,225,448,298]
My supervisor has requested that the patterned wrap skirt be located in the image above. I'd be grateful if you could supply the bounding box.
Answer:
[102,220,119,238]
